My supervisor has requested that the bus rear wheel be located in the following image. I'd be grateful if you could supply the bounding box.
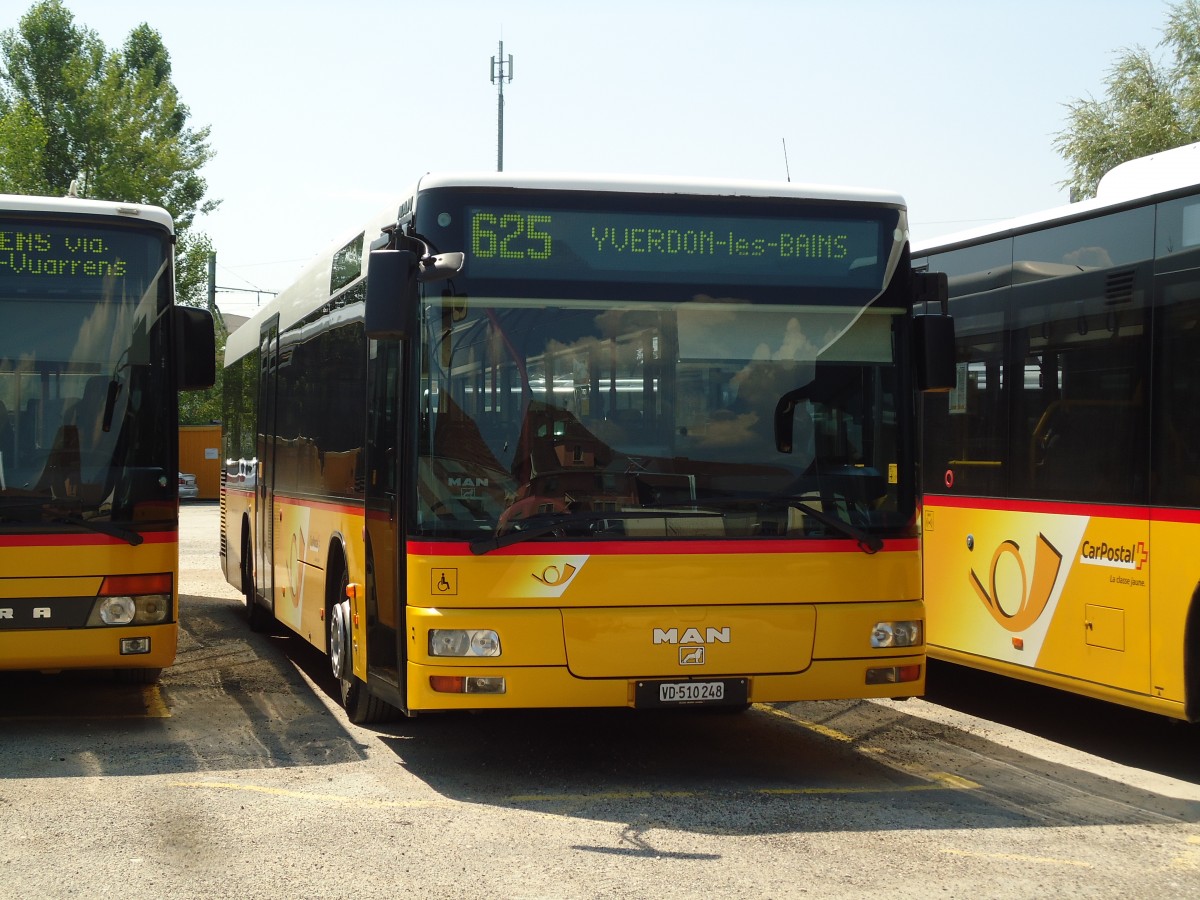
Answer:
[243,527,272,633]
[330,569,395,724]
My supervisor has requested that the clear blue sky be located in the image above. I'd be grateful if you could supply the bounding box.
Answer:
[43,0,1171,317]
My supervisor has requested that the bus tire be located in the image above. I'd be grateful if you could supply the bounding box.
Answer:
[330,567,396,725]
[242,526,272,633]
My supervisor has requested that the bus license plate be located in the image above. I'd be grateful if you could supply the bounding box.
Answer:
[635,678,747,708]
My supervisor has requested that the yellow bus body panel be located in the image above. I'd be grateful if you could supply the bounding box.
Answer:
[409,545,922,609]
[404,545,924,710]
[1,623,178,671]
[244,497,926,711]
[0,532,179,672]
[922,499,1195,718]
[406,653,925,710]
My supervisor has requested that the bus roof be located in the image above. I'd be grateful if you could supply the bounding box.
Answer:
[224,172,909,363]
[409,171,906,207]
[0,192,174,233]
[913,141,1200,257]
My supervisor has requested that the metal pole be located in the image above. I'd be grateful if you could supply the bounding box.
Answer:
[208,252,216,312]
[490,40,513,172]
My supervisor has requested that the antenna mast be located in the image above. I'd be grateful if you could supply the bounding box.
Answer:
[782,138,792,182]
[490,41,514,172]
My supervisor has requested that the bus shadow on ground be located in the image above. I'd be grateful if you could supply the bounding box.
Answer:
[922,658,1200,784]
[262,621,1200,837]
[363,690,1200,836]
[0,595,369,779]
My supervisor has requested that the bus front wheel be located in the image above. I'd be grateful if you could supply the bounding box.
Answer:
[330,569,394,724]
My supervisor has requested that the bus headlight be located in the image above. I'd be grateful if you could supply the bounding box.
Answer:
[429,629,501,657]
[132,594,170,624]
[92,594,171,626]
[98,596,136,625]
[87,574,173,627]
[871,620,923,649]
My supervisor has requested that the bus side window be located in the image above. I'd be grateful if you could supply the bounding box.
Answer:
[1013,276,1149,505]
[1153,288,1200,507]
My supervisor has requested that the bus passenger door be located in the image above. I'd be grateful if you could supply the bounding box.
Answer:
[364,338,405,708]
[254,318,280,616]
[1150,266,1200,705]
[1011,264,1152,695]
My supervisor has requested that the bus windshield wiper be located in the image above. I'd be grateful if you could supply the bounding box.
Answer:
[48,513,143,546]
[771,496,882,554]
[470,509,722,555]
[0,497,143,546]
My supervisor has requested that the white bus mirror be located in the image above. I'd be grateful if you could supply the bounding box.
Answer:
[419,252,465,283]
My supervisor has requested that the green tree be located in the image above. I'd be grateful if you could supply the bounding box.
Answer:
[0,98,48,193]
[1057,0,1200,199]
[0,2,218,293]
[0,0,98,194]
[1,1,223,422]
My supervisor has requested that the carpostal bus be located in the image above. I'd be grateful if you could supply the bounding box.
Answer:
[220,173,954,722]
[0,193,215,682]
[915,141,1200,720]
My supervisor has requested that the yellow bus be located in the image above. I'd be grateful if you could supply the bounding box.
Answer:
[0,193,215,683]
[220,173,954,722]
[914,142,1200,720]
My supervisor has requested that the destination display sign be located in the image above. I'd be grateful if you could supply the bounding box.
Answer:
[464,207,890,287]
[0,219,161,295]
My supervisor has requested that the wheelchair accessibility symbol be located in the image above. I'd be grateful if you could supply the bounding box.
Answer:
[431,568,458,596]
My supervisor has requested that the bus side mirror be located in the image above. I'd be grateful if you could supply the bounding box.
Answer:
[365,250,419,340]
[914,313,956,393]
[174,306,216,391]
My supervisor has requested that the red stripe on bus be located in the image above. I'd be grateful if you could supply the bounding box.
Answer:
[931,496,1200,524]
[271,496,365,516]
[1150,507,1200,525]
[406,538,918,556]
[0,530,178,548]
[923,494,1153,521]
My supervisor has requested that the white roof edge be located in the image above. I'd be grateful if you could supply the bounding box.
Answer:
[0,192,174,233]
[913,197,1106,254]
[412,171,906,207]
[1096,141,1200,202]
[914,141,1200,256]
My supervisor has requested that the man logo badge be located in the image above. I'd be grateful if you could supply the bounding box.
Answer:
[679,645,705,666]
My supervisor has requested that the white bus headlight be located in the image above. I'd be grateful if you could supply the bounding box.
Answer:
[429,629,501,657]
[871,620,923,649]
[98,596,136,625]
[87,574,173,627]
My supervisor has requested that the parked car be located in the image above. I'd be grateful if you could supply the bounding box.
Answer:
[179,472,199,500]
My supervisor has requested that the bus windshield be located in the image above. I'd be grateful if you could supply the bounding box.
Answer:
[0,218,175,527]
[417,294,905,541]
